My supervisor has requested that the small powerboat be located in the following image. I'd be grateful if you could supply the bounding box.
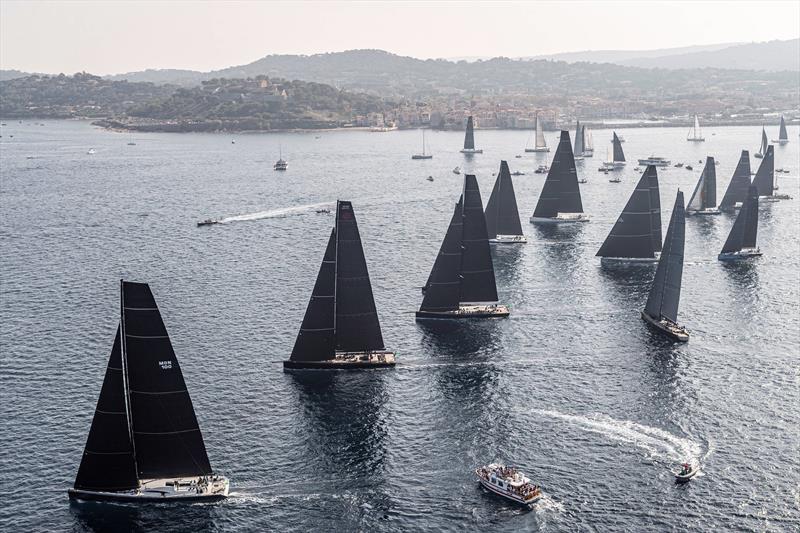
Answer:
[315,208,331,214]
[674,163,683,168]
[675,462,699,483]
[476,463,543,506]
[197,219,219,227]
[427,176,434,182]
[452,166,461,175]
[534,164,549,174]
[511,171,525,176]
[685,165,693,171]
[609,176,621,183]
[87,148,96,155]
[515,154,523,158]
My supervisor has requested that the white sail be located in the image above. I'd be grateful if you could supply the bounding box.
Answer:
[586,129,594,151]
[535,114,547,149]
[687,115,704,141]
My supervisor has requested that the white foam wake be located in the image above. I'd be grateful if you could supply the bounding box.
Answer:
[532,409,701,463]
[219,202,333,223]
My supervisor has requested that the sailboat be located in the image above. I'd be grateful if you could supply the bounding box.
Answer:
[525,113,550,152]
[752,145,791,200]
[285,201,395,369]
[601,132,626,170]
[530,131,590,224]
[485,161,526,243]
[417,175,509,319]
[754,127,768,159]
[719,150,752,212]
[412,129,433,160]
[687,115,705,142]
[583,126,594,157]
[274,145,288,171]
[641,191,689,342]
[68,281,230,502]
[719,186,761,261]
[771,115,789,144]
[597,166,661,263]
[573,120,584,159]
[460,116,483,154]
[686,157,721,215]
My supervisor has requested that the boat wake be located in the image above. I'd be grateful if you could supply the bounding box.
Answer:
[218,202,333,224]
[532,409,701,464]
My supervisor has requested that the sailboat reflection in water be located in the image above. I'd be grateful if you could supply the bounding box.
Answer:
[284,200,395,369]
[68,281,230,502]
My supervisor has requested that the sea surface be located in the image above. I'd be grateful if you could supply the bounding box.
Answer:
[1,120,798,532]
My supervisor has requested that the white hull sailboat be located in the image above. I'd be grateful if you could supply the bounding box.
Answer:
[524,113,550,152]
[687,115,705,142]
[412,129,433,160]
[530,130,590,224]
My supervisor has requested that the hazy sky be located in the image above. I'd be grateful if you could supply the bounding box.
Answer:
[1,0,799,74]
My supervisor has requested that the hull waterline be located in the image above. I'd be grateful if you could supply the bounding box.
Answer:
[641,311,689,342]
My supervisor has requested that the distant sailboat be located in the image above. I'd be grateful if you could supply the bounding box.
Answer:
[719,186,761,261]
[573,120,584,159]
[754,127,768,159]
[525,113,549,152]
[412,129,433,160]
[719,150,752,212]
[641,191,689,342]
[485,161,526,244]
[771,115,789,144]
[68,281,230,502]
[686,157,720,215]
[601,132,626,170]
[583,126,594,157]
[417,175,509,319]
[687,115,705,142]
[597,166,661,263]
[285,201,395,369]
[530,131,589,224]
[460,116,483,154]
[752,145,791,200]
[274,145,288,170]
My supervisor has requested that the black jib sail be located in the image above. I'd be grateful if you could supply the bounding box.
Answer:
[485,161,524,238]
[644,191,685,323]
[612,131,625,162]
[752,145,775,197]
[719,150,752,212]
[532,131,584,218]
[74,327,139,492]
[121,281,212,480]
[779,116,788,141]
[333,201,385,353]
[596,166,656,259]
[648,168,662,252]
[573,120,584,156]
[464,116,476,150]
[460,175,499,303]
[420,198,464,313]
[721,186,759,254]
[291,229,336,361]
[687,157,717,212]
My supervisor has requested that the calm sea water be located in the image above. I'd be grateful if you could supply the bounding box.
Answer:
[1,120,798,532]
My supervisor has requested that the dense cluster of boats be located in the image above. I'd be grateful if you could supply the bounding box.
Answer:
[71,115,792,505]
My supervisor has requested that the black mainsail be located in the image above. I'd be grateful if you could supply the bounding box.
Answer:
[74,327,139,492]
[291,201,386,360]
[648,168,662,252]
[464,116,476,150]
[485,160,524,239]
[778,116,788,142]
[460,175,499,303]
[596,166,657,259]
[719,150,752,212]
[752,145,775,197]
[644,191,685,324]
[687,157,718,212]
[121,281,212,480]
[612,131,625,162]
[532,131,584,219]
[420,198,464,313]
[721,186,759,254]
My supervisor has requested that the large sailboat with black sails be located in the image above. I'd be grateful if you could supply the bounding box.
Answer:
[719,150,752,212]
[460,116,483,154]
[284,201,395,369]
[752,145,792,201]
[417,175,509,319]
[68,281,230,502]
[530,131,589,224]
[641,191,689,342]
[719,186,761,261]
[596,166,662,263]
[686,157,720,215]
[485,161,526,243]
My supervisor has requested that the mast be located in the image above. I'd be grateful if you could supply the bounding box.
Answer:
[533,131,583,217]
[464,116,475,150]
[73,325,139,492]
[535,113,547,149]
[573,120,583,156]
[721,186,759,253]
[459,175,499,303]
[779,116,788,141]
[645,190,685,323]
[291,230,337,361]
[752,145,775,197]
[121,281,212,480]
[719,150,752,212]
[333,201,385,352]
[596,167,656,259]
[485,161,524,238]
[612,132,625,162]
[420,198,464,312]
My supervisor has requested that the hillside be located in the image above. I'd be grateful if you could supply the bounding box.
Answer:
[619,39,800,71]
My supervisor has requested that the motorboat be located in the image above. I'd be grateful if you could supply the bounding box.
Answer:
[534,165,549,174]
[511,171,525,176]
[685,165,693,171]
[674,163,683,168]
[675,462,699,483]
[515,154,523,158]
[637,156,670,167]
[476,464,543,506]
[315,208,331,214]
[452,166,461,175]
[609,176,621,183]
[427,176,434,182]
[197,219,219,227]
[87,148,96,155]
